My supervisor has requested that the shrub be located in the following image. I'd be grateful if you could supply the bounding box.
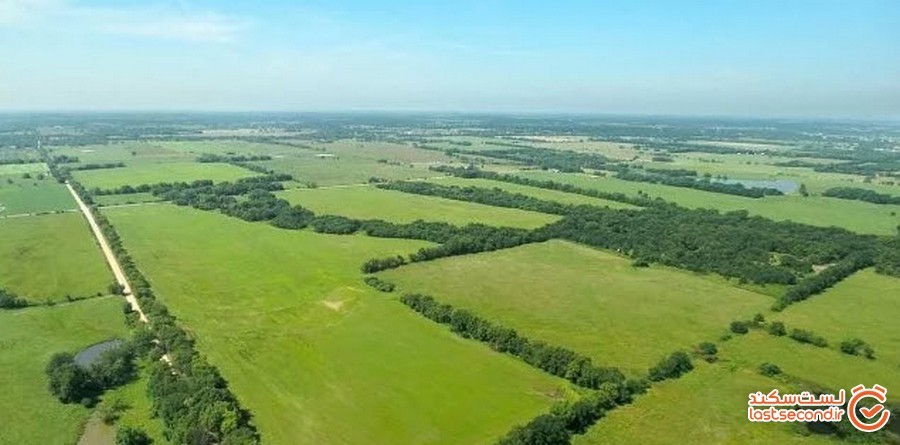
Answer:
[839,338,875,359]
[363,276,395,293]
[647,351,693,382]
[496,414,570,445]
[788,329,828,348]
[758,362,782,377]
[729,320,750,334]
[767,321,786,336]
[116,426,152,445]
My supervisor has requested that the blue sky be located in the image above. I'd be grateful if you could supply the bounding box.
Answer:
[0,0,897,117]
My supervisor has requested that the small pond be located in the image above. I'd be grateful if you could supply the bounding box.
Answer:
[712,178,798,193]
[74,339,124,367]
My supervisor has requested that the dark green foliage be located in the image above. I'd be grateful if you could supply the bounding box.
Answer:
[61,162,125,172]
[363,276,395,292]
[0,288,28,309]
[269,205,314,229]
[767,321,787,336]
[496,414,570,445]
[788,329,828,348]
[839,338,875,359]
[90,344,137,389]
[361,255,407,273]
[647,351,694,382]
[774,253,875,310]
[109,282,125,296]
[400,294,625,391]
[729,320,750,334]
[310,215,362,234]
[116,426,152,445]
[197,153,272,163]
[697,342,718,362]
[751,313,766,326]
[45,353,95,405]
[446,145,611,173]
[758,362,782,377]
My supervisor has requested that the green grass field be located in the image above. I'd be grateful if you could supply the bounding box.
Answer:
[777,269,900,368]
[257,156,439,187]
[427,176,639,209]
[381,240,772,375]
[0,297,127,445]
[106,204,573,445]
[721,332,900,402]
[0,162,49,175]
[73,162,256,190]
[279,185,559,228]
[50,142,191,167]
[0,173,75,216]
[573,363,835,445]
[0,212,112,302]
[513,171,900,235]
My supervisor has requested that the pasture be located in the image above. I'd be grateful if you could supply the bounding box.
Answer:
[0,212,111,302]
[50,142,191,166]
[380,240,772,375]
[513,171,900,235]
[573,363,834,445]
[427,176,639,209]
[106,204,573,445]
[73,162,256,190]
[777,269,900,368]
[0,297,127,445]
[0,162,49,175]
[0,175,75,215]
[721,332,900,401]
[279,185,559,229]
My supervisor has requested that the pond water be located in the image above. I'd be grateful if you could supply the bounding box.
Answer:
[74,339,124,367]
[713,178,798,193]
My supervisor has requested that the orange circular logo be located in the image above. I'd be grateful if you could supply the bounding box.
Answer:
[847,384,891,432]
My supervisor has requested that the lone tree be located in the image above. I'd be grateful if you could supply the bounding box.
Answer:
[116,427,152,445]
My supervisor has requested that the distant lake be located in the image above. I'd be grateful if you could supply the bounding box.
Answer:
[713,178,798,193]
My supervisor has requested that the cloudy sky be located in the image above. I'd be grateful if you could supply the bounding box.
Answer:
[1,0,898,117]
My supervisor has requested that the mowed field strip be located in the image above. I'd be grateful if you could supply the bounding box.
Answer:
[278,185,560,228]
[426,176,639,209]
[73,162,257,189]
[105,204,574,445]
[512,171,900,235]
[0,212,112,302]
[380,240,772,375]
[0,297,127,445]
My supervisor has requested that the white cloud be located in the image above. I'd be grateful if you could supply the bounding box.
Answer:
[0,0,245,43]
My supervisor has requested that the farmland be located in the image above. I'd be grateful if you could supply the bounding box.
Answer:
[511,171,900,235]
[106,204,572,445]
[0,212,111,302]
[381,240,772,374]
[2,113,899,445]
[279,185,559,228]
[73,162,256,190]
[0,297,127,445]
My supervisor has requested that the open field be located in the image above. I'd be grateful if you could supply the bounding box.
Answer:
[0,162,49,175]
[307,140,456,164]
[573,363,834,445]
[722,332,900,401]
[381,240,772,375]
[513,171,900,235]
[777,269,900,368]
[0,175,75,215]
[256,155,439,186]
[0,212,111,302]
[428,176,639,209]
[106,204,573,445]
[0,297,127,445]
[279,185,559,228]
[73,162,256,189]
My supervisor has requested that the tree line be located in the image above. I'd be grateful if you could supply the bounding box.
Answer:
[196,153,273,163]
[822,187,900,205]
[400,293,700,445]
[49,160,261,445]
[616,169,784,198]
[773,252,875,310]
[0,288,28,309]
[46,336,147,406]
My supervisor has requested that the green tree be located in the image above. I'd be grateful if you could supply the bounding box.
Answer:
[799,183,809,197]
[116,426,152,445]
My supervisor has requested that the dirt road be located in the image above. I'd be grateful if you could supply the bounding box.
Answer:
[66,182,148,323]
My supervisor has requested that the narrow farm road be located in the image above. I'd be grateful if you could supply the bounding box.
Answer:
[66,182,148,323]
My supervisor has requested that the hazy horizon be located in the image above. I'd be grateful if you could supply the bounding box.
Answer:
[1,0,898,118]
